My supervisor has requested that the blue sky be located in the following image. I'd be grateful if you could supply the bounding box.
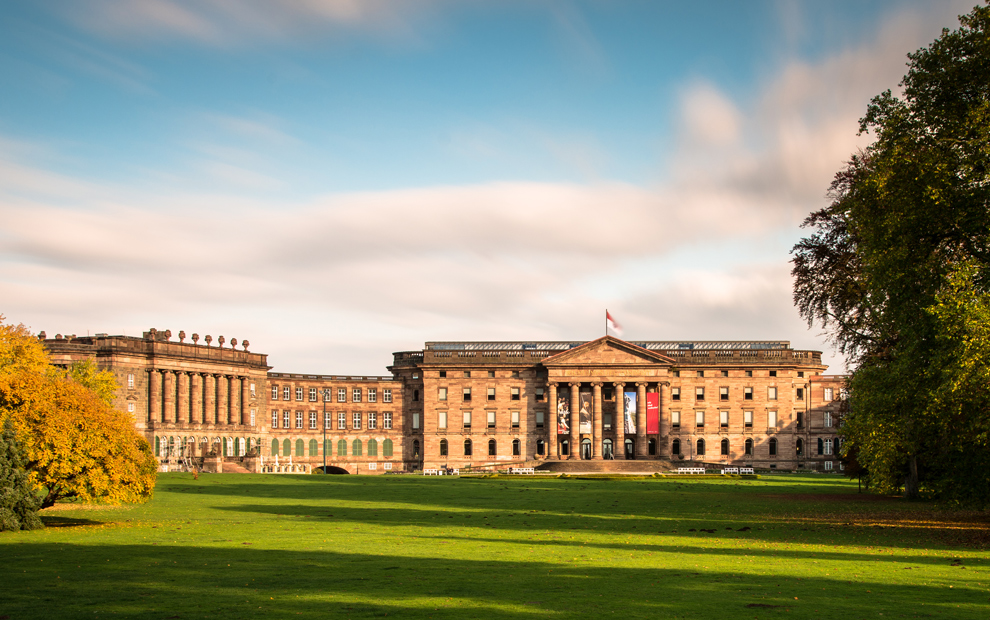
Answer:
[0,0,978,374]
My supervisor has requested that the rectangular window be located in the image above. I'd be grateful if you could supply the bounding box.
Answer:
[295,411,303,429]
[487,411,496,428]
[272,410,278,428]
[824,460,833,470]
[324,413,332,429]
[824,387,834,401]
[438,387,447,401]
[338,412,346,430]
[487,387,496,401]
[745,370,753,377]
[309,411,317,429]
[697,370,704,378]
[672,370,680,378]
[744,411,753,427]
[383,388,392,403]
[283,387,290,401]
[250,383,256,397]
[438,411,447,429]
[353,412,362,429]
[511,371,519,379]
[797,411,804,428]
[463,371,471,378]
[367,463,377,470]
[719,386,729,401]
[535,387,545,401]
[796,387,804,400]
[603,412,612,430]
[824,439,833,456]
[797,371,804,378]
[536,410,545,427]
[695,410,705,428]
[250,408,256,426]
[272,385,279,399]
[383,411,392,429]
[768,411,778,428]
[769,370,777,377]
[295,387,303,401]
[488,370,495,378]
[463,387,472,401]
[309,388,317,402]
[338,387,346,402]
[671,387,680,401]
[353,388,362,403]
[695,387,705,401]
[510,387,520,401]
[824,411,833,427]
[412,413,421,430]
[744,387,753,400]
[511,410,520,428]
[463,410,472,428]
[368,388,377,403]
[368,412,377,429]
[383,462,393,470]
[768,386,778,401]
[127,402,135,413]
[127,373,134,389]
[283,411,290,428]
[671,411,680,427]
[439,371,446,378]
[720,410,729,427]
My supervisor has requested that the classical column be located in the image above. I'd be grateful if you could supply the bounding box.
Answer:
[217,375,229,425]
[636,382,648,457]
[592,383,603,459]
[659,381,669,458]
[191,373,203,424]
[163,371,176,424]
[148,369,161,425]
[614,382,625,459]
[205,374,216,425]
[548,383,559,459]
[177,372,189,424]
[240,376,250,425]
[569,382,580,460]
[227,376,238,426]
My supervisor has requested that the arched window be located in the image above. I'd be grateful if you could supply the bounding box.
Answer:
[745,439,753,455]
[464,439,473,456]
[536,439,545,456]
[337,439,347,456]
[439,439,448,456]
[648,438,657,456]
[295,439,304,456]
[324,439,332,457]
[560,439,569,456]
[625,438,634,459]
[367,438,378,456]
[796,438,803,456]
[271,439,279,456]
[155,436,161,456]
[309,439,318,456]
[671,438,680,455]
[720,438,729,456]
[488,439,497,456]
[769,438,778,456]
[168,436,175,457]
[512,439,521,456]
[413,440,421,458]
[413,389,419,401]
[383,438,394,457]
[581,438,591,460]
[221,436,227,457]
[696,438,705,456]
[603,438,613,459]
[201,438,208,456]
[352,439,363,456]
[283,438,291,456]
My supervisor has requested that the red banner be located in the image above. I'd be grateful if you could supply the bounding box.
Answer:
[646,392,659,434]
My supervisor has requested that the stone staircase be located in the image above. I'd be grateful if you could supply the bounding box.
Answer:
[537,459,675,474]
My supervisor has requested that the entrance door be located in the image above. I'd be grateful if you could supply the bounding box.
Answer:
[625,438,634,460]
[581,438,591,460]
[603,438,614,460]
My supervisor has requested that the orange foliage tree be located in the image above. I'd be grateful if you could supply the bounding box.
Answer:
[0,317,157,508]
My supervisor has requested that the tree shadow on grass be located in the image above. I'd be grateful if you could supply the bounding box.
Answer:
[1,542,984,620]
[39,515,105,528]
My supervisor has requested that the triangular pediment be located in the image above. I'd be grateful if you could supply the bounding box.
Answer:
[541,336,674,367]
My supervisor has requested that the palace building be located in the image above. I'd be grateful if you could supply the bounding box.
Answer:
[42,329,847,474]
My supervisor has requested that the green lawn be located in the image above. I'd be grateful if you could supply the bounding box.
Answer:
[2,473,988,619]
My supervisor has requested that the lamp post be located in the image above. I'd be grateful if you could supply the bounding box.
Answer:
[323,388,331,474]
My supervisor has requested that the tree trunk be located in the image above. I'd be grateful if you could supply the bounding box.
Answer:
[904,455,919,500]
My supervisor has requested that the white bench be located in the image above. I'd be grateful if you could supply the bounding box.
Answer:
[721,467,739,474]
[739,467,754,475]
[677,467,707,474]
[452,469,459,476]
[423,469,443,476]
[511,467,536,474]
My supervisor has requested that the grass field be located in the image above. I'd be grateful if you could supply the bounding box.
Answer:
[2,473,988,619]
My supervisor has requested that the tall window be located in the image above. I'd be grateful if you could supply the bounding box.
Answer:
[744,387,753,400]
[768,386,778,401]
[671,438,680,455]
[283,411,290,428]
[463,387,472,401]
[412,413,421,430]
[487,411,496,428]
[271,410,278,428]
[796,438,803,456]
[368,388,377,403]
[769,438,778,456]
[383,389,392,403]
[283,387,290,400]
[309,411,317,429]
[353,388,362,403]
[295,439,304,456]
[352,412,362,429]
[324,412,332,429]
[309,439,318,456]
[383,412,392,429]
[696,438,705,456]
[824,411,833,427]
[536,410,545,428]
[695,387,705,401]
[512,439,520,456]
[464,439,472,456]
[352,439,363,457]
[744,410,753,427]
[488,439,497,456]
[720,438,729,455]
[368,412,377,429]
[127,373,134,389]
[438,387,447,401]
[250,409,255,426]
[745,438,753,455]
[337,439,347,456]
[671,387,680,401]
[768,411,778,428]
[383,438,393,457]
[440,439,448,456]
[671,411,680,427]
[272,385,279,399]
[438,411,447,429]
[511,411,520,428]
[719,386,729,401]
[295,411,303,429]
[309,388,317,402]
[824,387,834,401]
[719,410,729,427]
[796,388,804,400]
[463,411,472,428]
[487,387,496,401]
[510,387,520,401]
[695,410,705,428]
[338,412,346,430]
[295,387,304,401]
[367,438,378,456]
[535,387,545,401]
[337,388,346,402]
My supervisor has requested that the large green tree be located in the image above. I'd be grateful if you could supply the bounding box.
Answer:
[792,3,990,504]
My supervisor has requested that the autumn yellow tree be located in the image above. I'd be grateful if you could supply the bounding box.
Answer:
[0,316,157,509]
